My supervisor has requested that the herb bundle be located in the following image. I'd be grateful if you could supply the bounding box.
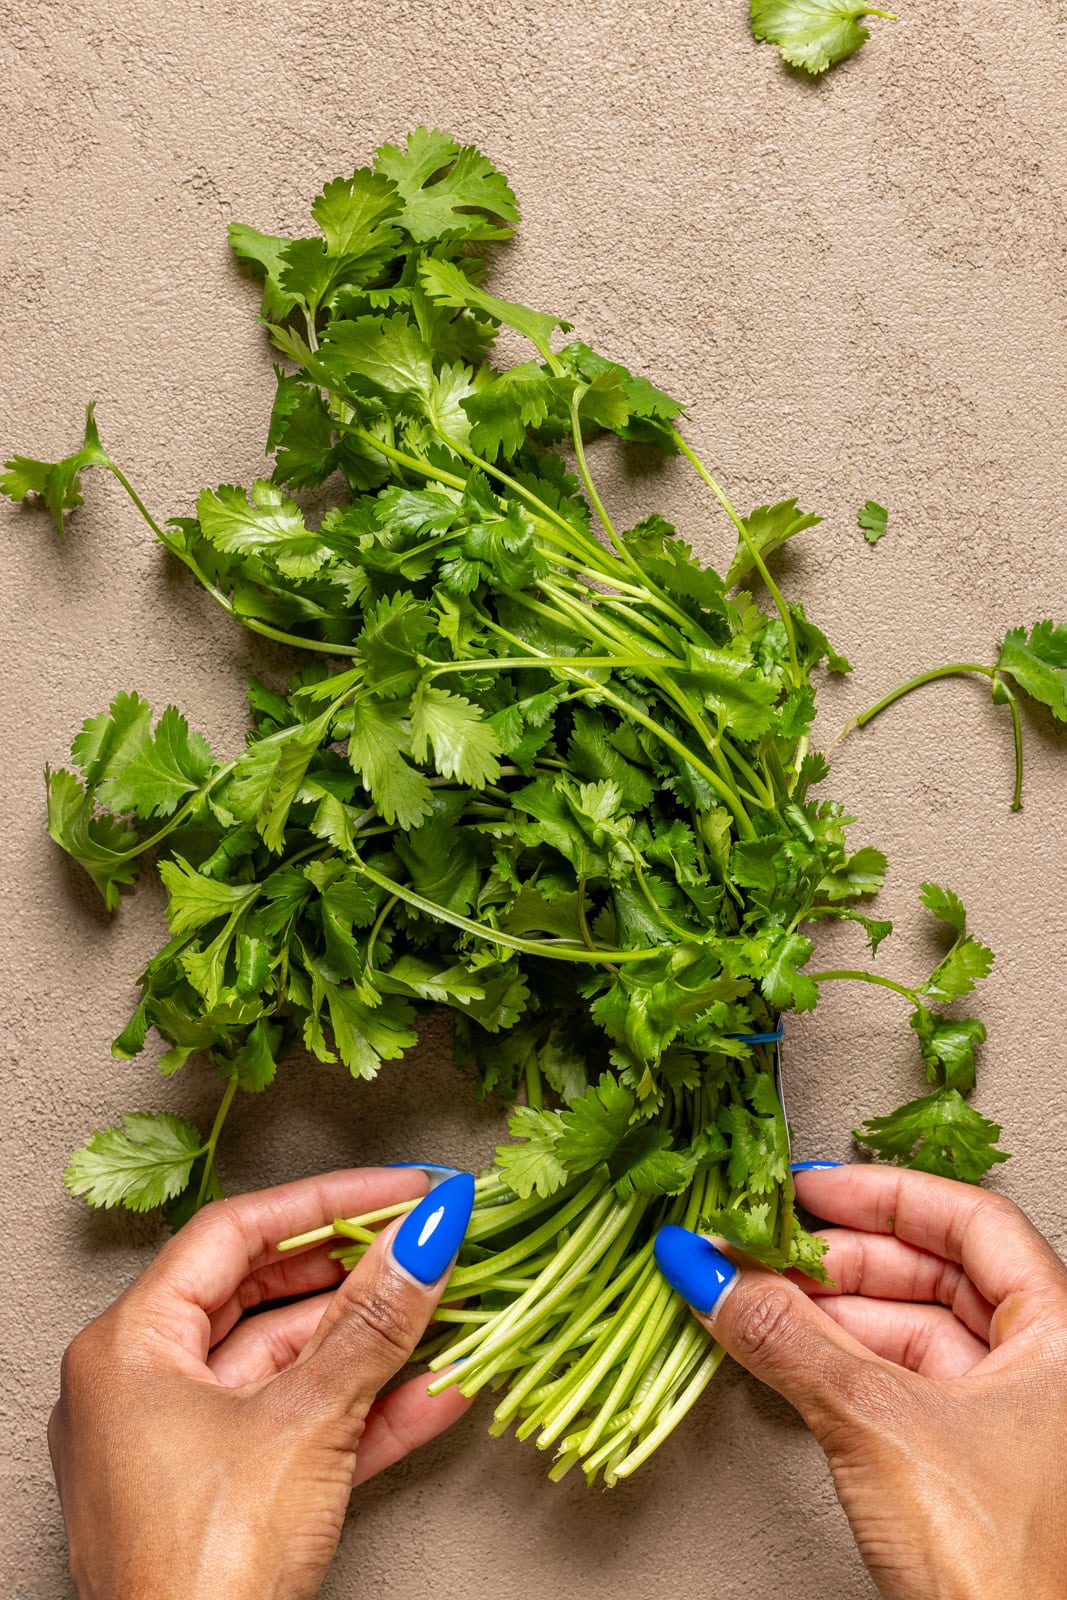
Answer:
[6,129,1065,1481]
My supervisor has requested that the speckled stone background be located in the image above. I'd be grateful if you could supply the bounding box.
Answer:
[2,2,1065,1596]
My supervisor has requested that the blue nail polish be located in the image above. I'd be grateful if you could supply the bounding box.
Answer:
[790,1160,843,1172]
[386,1162,461,1189]
[653,1225,738,1316]
[391,1171,475,1286]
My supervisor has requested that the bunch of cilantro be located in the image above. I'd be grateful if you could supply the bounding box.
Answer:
[6,129,1066,1483]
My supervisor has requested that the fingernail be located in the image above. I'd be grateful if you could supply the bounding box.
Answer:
[653,1224,738,1316]
[387,1162,461,1189]
[391,1171,475,1286]
[790,1160,843,1172]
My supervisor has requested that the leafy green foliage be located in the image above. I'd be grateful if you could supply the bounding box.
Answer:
[13,133,1065,1462]
[750,0,896,75]
[10,126,1064,1491]
[726,499,822,589]
[858,499,888,546]
[1,402,112,533]
[995,622,1067,722]
[63,1113,204,1210]
[854,1089,1009,1183]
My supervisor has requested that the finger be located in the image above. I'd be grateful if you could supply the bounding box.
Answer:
[116,1168,430,1364]
[816,1296,989,1379]
[791,1229,995,1343]
[793,1165,1067,1342]
[281,1172,476,1426]
[209,1291,336,1386]
[351,1368,474,1486]
[207,1244,346,1349]
[654,1225,899,1436]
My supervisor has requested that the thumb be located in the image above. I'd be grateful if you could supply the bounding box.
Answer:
[285,1170,475,1424]
[654,1224,893,1435]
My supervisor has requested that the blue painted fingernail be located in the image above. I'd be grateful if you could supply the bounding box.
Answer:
[790,1160,843,1172]
[653,1225,738,1316]
[387,1162,461,1189]
[391,1171,475,1286]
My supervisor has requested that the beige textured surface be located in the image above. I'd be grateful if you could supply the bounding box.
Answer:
[2,3,1066,1596]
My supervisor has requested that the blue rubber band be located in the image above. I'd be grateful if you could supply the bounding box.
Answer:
[730,1022,785,1044]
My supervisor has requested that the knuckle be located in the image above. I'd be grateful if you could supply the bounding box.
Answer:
[341,1282,418,1363]
[728,1283,797,1366]
[59,1325,102,1389]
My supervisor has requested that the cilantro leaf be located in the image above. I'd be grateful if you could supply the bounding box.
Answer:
[495,1105,569,1199]
[1,401,112,533]
[750,0,896,75]
[418,257,567,362]
[310,167,400,258]
[95,704,215,819]
[463,362,556,458]
[46,767,143,910]
[315,972,418,1080]
[854,1088,1009,1183]
[919,881,968,935]
[228,223,301,321]
[409,682,502,788]
[557,1075,635,1173]
[64,1112,204,1211]
[726,498,822,588]
[346,697,434,829]
[197,481,329,580]
[995,622,1067,722]
[158,856,259,935]
[760,932,819,1012]
[858,499,888,546]
[375,127,519,242]
[910,1007,986,1093]
[920,937,995,1004]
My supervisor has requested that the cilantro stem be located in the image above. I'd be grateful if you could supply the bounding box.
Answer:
[834,660,1027,809]
[344,424,466,491]
[568,391,651,592]
[195,1074,239,1207]
[1001,680,1025,812]
[669,429,802,685]
[808,968,917,1003]
[845,662,996,736]
[525,1057,543,1111]
[104,463,363,658]
[351,859,672,963]
[576,880,619,974]
[594,684,757,837]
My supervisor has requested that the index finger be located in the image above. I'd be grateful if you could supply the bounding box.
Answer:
[117,1167,429,1360]
[793,1164,1067,1309]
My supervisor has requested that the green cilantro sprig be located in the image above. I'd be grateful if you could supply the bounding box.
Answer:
[5,128,1064,1485]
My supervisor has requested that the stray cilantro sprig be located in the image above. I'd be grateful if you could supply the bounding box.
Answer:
[750,0,898,74]
[836,621,1067,811]
[4,128,1061,1486]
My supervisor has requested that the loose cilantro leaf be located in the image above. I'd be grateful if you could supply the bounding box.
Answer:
[64,1113,204,1210]
[858,499,888,546]
[854,1089,1009,1183]
[750,0,897,75]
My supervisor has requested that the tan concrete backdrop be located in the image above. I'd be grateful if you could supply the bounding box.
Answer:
[2,2,1066,1596]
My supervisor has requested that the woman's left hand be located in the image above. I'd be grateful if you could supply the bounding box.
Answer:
[48,1167,475,1600]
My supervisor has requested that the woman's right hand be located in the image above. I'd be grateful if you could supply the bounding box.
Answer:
[655,1165,1067,1600]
